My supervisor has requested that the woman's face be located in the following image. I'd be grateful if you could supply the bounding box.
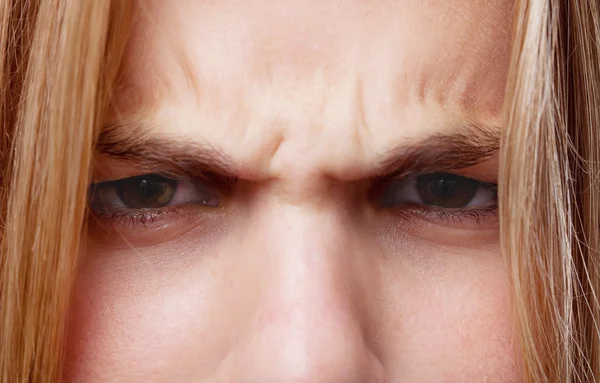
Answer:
[67,0,516,381]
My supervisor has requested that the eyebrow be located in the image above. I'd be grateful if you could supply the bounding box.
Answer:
[96,122,500,181]
[375,127,500,180]
[96,126,238,179]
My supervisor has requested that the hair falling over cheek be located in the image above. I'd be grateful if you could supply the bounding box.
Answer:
[500,0,600,381]
[0,1,133,382]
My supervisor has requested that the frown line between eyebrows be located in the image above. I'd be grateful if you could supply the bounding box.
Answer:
[96,120,500,182]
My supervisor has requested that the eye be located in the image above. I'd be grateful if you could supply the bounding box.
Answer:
[90,174,219,212]
[380,172,497,209]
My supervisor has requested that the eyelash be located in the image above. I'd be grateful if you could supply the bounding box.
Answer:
[395,203,498,227]
[90,206,498,228]
[90,207,183,228]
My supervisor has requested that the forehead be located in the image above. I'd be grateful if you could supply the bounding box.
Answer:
[123,0,512,104]
[113,0,512,177]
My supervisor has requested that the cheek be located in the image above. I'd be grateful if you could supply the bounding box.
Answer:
[376,242,517,381]
[65,243,230,382]
[65,219,517,382]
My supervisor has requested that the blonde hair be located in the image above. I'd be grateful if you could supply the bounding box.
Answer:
[501,0,600,381]
[1,0,599,382]
[0,1,131,381]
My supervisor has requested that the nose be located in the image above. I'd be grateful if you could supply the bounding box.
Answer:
[214,201,385,383]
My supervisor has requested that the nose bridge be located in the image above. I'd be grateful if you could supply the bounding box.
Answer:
[269,199,346,282]
[216,199,384,382]
[258,199,355,335]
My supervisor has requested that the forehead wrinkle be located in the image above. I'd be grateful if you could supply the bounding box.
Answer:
[107,0,512,184]
[121,0,511,116]
[171,44,203,103]
[106,76,505,185]
[410,59,508,122]
[401,3,512,118]
[413,26,510,114]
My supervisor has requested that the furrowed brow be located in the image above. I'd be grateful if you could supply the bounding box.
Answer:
[97,120,500,181]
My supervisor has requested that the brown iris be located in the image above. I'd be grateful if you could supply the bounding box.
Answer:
[415,173,478,208]
[115,174,177,209]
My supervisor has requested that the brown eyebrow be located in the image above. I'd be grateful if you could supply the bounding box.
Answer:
[375,127,500,180]
[96,122,500,182]
[96,125,238,180]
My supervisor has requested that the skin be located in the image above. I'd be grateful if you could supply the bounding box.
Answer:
[66,0,517,381]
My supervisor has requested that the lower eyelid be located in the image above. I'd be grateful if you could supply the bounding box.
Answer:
[394,204,499,231]
[86,204,223,248]
[89,200,216,230]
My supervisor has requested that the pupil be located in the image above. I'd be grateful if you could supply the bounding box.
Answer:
[428,179,456,198]
[416,173,477,208]
[116,175,176,209]
[139,179,165,198]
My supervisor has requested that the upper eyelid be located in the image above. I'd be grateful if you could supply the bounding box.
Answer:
[90,172,233,190]
[91,174,172,187]
[379,172,498,187]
